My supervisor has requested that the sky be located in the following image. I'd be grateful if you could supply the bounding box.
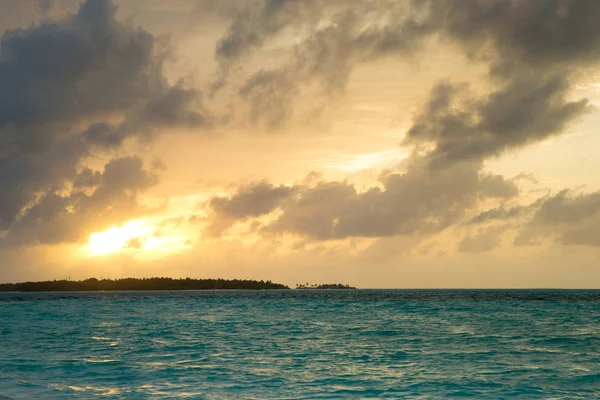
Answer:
[1,0,600,288]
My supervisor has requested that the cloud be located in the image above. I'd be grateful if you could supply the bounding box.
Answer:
[209,181,294,219]
[3,0,600,256]
[267,159,517,239]
[210,0,599,145]
[2,156,158,246]
[403,1,600,164]
[467,206,525,225]
[433,0,600,76]
[84,83,211,148]
[215,0,303,62]
[0,0,162,143]
[0,0,210,154]
[458,226,505,253]
[206,181,295,236]
[155,1,600,251]
[206,156,518,240]
[212,0,437,128]
[517,190,600,247]
[237,69,299,130]
[0,138,84,229]
[405,75,588,165]
[0,0,53,34]
[0,0,208,246]
[213,0,433,69]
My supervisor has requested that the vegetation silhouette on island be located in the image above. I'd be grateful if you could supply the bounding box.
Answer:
[295,283,357,290]
[0,277,289,292]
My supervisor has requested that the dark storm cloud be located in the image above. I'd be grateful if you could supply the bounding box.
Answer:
[0,0,208,245]
[206,157,518,239]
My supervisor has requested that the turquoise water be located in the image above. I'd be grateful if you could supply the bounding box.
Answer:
[1,290,600,399]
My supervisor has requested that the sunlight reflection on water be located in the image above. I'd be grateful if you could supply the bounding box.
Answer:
[1,290,600,399]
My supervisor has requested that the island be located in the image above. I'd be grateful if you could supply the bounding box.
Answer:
[295,283,357,290]
[0,277,289,292]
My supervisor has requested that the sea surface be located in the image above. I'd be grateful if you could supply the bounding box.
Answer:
[1,290,600,399]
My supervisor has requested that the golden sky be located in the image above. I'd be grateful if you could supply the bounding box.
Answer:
[1,0,600,288]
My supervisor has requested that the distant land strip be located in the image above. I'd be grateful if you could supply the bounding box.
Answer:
[296,283,357,290]
[0,277,289,292]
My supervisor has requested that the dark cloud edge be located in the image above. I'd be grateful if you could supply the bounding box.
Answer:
[0,0,211,247]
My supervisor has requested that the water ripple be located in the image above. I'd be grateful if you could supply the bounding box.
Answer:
[1,290,599,398]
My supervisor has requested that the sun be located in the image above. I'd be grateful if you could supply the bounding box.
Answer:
[85,219,192,258]
[87,221,150,256]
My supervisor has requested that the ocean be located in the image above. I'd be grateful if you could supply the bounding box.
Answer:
[1,290,599,399]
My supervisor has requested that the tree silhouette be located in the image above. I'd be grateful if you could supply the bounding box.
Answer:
[0,277,289,292]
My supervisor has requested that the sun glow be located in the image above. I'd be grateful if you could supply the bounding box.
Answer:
[86,220,190,257]
[319,149,408,173]
[87,221,149,255]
